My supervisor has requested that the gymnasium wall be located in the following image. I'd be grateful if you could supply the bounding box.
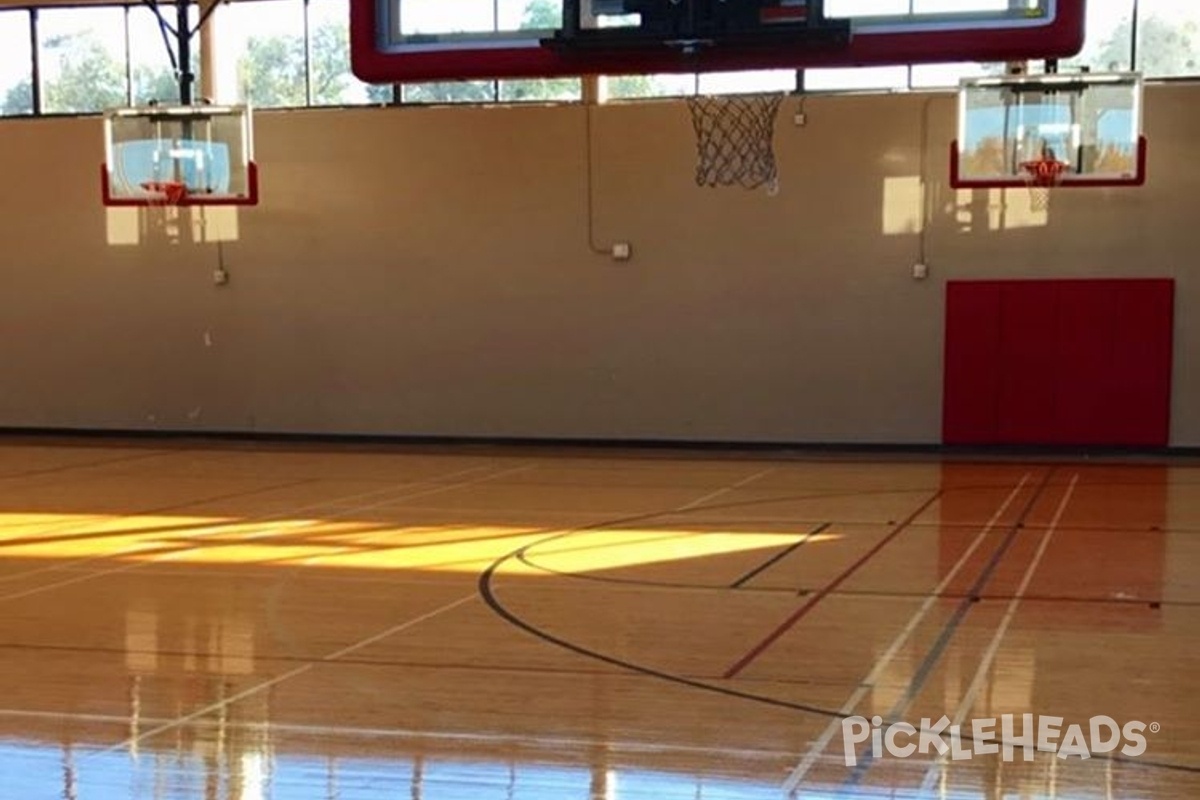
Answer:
[0,84,1196,445]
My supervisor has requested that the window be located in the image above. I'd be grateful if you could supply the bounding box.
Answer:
[399,0,496,37]
[499,78,582,103]
[699,70,797,95]
[603,74,696,101]
[128,5,200,105]
[909,63,997,89]
[38,7,128,114]
[1132,0,1200,77]
[220,0,306,108]
[804,65,910,93]
[401,81,497,104]
[309,0,393,105]
[0,10,32,116]
[1062,0,1136,73]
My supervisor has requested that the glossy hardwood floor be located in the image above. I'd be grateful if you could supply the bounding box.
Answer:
[0,438,1196,799]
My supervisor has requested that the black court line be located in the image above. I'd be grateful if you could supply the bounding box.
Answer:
[479,529,1200,776]
[723,491,943,679]
[501,549,1192,608]
[0,447,176,484]
[477,471,1200,779]
[841,467,1058,789]
[729,522,831,589]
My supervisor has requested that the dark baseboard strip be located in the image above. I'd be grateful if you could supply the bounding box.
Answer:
[0,426,1198,462]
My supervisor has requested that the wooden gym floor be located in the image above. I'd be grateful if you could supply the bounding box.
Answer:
[0,438,1196,799]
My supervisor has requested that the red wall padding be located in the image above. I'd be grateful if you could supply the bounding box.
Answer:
[943,279,1174,446]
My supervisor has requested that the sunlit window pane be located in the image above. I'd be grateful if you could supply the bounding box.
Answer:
[499,0,560,30]
[399,0,494,35]
[698,70,796,95]
[1131,0,1200,77]
[401,81,497,104]
[909,62,1002,89]
[220,0,306,108]
[804,65,909,92]
[603,74,697,100]
[0,10,33,116]
[1061,0,1135,72]
[39,7,128,114]
[128,5,199,105]
[309,0,393,105]
[499,77,581,103]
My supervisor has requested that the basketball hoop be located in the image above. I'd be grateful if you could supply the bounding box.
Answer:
[1019,157,1070,211]
[686,93,785,194]
[140,179,190,206]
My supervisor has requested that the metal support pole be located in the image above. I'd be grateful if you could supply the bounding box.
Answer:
[177,0,193,104]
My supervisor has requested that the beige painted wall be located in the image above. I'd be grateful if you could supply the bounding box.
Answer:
[0,85,1195,444]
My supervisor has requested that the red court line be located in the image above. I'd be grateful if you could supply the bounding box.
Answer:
[722,490,944,679]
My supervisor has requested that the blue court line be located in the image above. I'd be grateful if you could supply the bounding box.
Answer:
[839,467,1057,790]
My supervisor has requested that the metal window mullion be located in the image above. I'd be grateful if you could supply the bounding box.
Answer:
[303,0,313,105]
[124,6,134,106]
[1130,0,1140,72]
[29,8,42,114]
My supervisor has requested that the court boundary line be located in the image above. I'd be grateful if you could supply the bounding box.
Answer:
[781,472,1032,792]
[837,468,1064,790]
[916,473,1080,793]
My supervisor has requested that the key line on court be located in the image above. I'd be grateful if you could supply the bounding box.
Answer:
[729,522,830,589]
[97,592,478,756]
[916,473,1080,793]
[781,473,1032,793]
[0,462,519,604]
[839,467,1062,789]
[722,489,944,679]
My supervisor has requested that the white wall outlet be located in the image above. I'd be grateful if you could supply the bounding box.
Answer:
[213,268,229,286]
[611,242,632,261]
[912,262,929,280]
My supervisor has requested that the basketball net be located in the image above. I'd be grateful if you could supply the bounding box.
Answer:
[686,93,785,194]
[1019,157,1069,211]
[140,180,190,206]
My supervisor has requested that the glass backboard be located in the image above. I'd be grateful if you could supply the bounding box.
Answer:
[951,71,1146,189]
[102,104,258,207]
